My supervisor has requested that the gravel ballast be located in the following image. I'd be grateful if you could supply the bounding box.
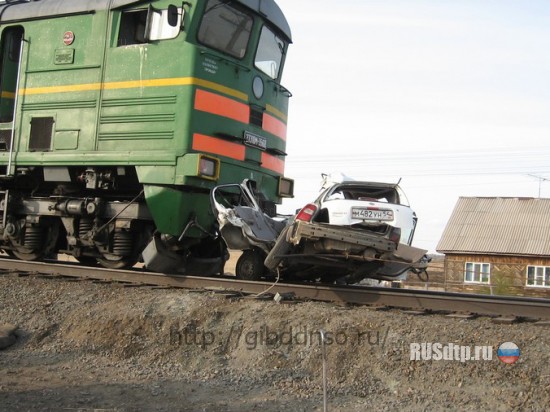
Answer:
[0,273,548,411]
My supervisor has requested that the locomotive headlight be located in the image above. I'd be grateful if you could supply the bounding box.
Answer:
[253,76,264,99]
[198,155,220,180]
[278,177,294,198]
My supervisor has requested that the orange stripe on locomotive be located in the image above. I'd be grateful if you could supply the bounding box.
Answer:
[262,113,287,141]
[194,89,250,124]
[261,152,285,174]
[192,134,246,161]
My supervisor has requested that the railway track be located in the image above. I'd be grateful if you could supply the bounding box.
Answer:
[1,257,549,320]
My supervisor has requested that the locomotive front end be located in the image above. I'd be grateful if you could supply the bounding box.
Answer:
[140,0,295,272]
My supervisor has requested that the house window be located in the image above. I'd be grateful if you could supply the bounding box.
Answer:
[526,266,550,288]
[464,262,490,284]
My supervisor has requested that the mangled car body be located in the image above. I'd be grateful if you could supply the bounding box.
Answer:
[211,176,428,284]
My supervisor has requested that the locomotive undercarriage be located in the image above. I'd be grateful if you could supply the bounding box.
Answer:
[0,189,154,268]
[0,166,227,273]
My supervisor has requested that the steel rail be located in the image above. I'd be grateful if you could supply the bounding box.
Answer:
[1,258,549,319]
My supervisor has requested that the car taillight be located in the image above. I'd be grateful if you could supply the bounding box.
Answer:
[295,203,318,222]
[389,226,401,245]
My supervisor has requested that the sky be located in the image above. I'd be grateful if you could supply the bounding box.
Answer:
[274,0,550,253]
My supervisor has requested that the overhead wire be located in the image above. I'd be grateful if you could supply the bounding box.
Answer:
[285,146,550,179]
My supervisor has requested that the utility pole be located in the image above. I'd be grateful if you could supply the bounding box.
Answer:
[528,174,550,198]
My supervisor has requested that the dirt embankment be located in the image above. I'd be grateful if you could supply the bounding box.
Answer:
[0,273,549,411]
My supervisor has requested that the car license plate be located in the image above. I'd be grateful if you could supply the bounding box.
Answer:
[351,207,394,221]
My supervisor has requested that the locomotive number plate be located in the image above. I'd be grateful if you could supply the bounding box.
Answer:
[351,207,394,221]
[244,131,267,151]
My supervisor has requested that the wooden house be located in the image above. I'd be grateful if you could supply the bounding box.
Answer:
[436,197,550,298]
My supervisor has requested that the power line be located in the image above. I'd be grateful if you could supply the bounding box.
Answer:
[287,146,550,163]
[285,146,550,178]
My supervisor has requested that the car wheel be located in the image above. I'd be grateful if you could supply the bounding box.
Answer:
[236,249,266,281]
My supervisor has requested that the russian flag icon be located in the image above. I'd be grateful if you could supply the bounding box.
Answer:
[497,342,520,364]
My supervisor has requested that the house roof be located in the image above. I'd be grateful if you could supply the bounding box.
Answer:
[436,197,550,256]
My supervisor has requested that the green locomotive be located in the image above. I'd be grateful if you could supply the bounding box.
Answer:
[0,0,293,272]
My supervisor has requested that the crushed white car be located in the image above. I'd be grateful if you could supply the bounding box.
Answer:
[211,176,428,284]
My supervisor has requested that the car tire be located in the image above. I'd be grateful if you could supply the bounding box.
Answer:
[236,249,266,281]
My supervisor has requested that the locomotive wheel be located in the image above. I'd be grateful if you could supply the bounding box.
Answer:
[236,249,266,281]
[11,248,43,261]
[10,220,60,261]
[97,253,139,270]
[97,228,139,269]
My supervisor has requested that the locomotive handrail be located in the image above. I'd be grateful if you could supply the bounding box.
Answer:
[266,147,287,156]
[7,35,24,177]
[269,79,292,97]
[25,64,102,74]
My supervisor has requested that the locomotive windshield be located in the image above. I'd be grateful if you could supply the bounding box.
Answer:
[197,0,253,59]
[255,26,284,79]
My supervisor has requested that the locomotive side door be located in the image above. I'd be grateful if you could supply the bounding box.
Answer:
[0,26,24,172]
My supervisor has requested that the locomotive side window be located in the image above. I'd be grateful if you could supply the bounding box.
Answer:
[197,0,252,59]
[255,26,285,79]
[118,9,148,46]
[117,6,182,46]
